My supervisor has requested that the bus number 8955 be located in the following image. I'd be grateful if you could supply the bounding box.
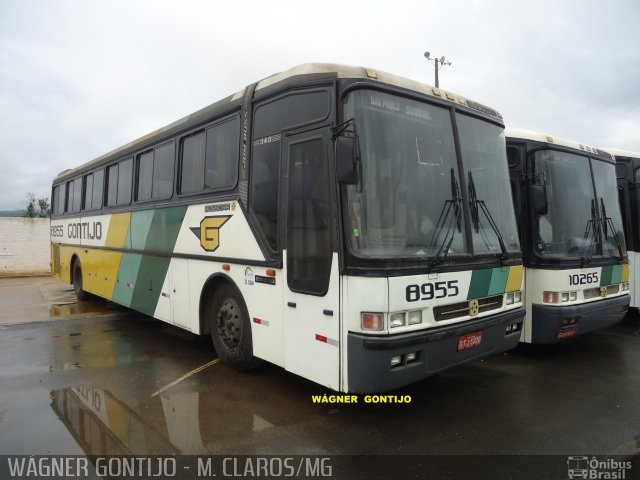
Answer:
[406,280,459,302]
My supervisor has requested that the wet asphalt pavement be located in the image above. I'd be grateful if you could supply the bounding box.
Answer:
[0,277,639,477]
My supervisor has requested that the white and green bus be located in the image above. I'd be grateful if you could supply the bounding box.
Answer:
[607,148,640,310]
[51,64,525,393]
[506,129,630,344]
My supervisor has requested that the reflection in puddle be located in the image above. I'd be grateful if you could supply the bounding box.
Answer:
[51,387,177,455]
[50,387,279,456]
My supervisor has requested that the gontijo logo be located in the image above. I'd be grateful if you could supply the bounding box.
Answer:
[190,216,231,252]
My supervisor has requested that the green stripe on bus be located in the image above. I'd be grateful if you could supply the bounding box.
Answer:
[128,206,188,316]
[600,265,613,286]
[467,268,492,300]
[610,264,622,285]
[127,210,156,250]
[130,256,171,316]
[487,267,510,296]
[145,206,188,253]
[112,253,143,306]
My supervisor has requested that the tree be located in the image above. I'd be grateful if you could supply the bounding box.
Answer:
[24,193,51,218]
[24,193,36,218]
[37,197,51,218]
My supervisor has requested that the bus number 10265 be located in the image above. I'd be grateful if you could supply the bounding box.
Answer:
[406,280,459,302]
[568,272,599,285]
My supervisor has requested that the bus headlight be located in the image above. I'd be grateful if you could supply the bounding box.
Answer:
[390,313,406,328]
[408,310,422,325]
[361,312,384,331]
[514,291,522,303]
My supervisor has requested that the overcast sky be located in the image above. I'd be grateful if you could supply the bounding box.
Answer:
[1,0,638,210]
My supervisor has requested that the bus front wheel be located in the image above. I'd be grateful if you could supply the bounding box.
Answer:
[72,260,88,301]
[209,283,261,371]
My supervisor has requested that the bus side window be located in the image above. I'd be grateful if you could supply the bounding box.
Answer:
[117,158,133,205]
[83,173,94,210]
[67,178,82,214]
[251,90,330,252]
[107,164,119,206]
[83,170,104,211]
[251,143,280,250]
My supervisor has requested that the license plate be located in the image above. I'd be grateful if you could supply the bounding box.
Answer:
[557,326,578,340]
[457,331,483,351]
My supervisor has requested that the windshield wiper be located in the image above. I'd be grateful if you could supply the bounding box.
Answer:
[468,171,508,262]
[600,198,624,261]
[428,169,462,268]
[581,199,598,266]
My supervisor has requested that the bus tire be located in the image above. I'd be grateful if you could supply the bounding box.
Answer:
[208,283,262,371]
[72,259,89,301]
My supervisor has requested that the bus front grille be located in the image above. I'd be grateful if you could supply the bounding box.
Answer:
[433,294,504,322]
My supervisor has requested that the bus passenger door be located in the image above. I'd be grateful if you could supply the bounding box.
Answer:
[283,129,341,391]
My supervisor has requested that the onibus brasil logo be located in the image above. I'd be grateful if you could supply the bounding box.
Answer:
[567,456,632,479]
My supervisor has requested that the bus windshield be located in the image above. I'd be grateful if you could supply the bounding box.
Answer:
[592,159,626,257]
[533,150,625,259]
[342,89,519,260]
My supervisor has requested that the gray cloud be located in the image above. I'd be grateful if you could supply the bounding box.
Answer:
[1,0,638,209]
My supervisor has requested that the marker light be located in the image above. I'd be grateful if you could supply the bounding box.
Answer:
[361,312,384,331]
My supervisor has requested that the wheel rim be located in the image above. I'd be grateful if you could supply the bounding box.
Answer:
[217,297,243,351]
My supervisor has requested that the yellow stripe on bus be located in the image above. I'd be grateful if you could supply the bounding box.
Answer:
[505,265,524,293]
[106,213,131,248]
[622,263,630,283]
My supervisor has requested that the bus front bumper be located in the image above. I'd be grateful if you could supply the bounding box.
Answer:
[346,306,525,394]
[530,295,630,344]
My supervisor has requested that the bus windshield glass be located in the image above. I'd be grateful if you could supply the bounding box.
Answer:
[591,159,626,256]
[342,89,518,259]
[533,150,624,259]
[456,114,520,256]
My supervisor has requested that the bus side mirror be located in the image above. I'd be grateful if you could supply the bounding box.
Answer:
[336,136,359,185]
[531,183,548,215]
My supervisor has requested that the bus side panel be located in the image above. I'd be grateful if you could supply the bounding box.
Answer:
[112,253,143,307]
[187,260,285,367]
[173,203,264,261]
[341,276,389,392]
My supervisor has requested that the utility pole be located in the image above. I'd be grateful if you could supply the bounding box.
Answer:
[424,51,452,88]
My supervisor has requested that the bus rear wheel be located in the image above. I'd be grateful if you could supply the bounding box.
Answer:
[72,260,88,301]
[208,283,261,371]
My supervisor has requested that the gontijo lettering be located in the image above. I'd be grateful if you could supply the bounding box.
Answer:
[67,221,102,240]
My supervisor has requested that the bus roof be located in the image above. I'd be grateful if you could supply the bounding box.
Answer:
[599,147,640,160]
[54,63,502,183]
[505,127,608,158]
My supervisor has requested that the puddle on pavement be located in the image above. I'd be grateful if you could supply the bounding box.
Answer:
[49,301,125,317]
[47,386,290,456]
